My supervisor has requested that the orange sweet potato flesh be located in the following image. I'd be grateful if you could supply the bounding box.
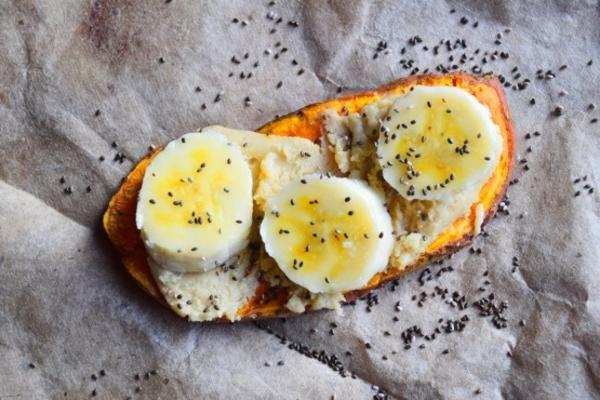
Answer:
[103,72,515,320]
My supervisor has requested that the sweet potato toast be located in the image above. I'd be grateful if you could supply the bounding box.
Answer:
[103,72,515,319]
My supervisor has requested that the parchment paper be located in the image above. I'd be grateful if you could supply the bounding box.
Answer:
[1,1,599,399]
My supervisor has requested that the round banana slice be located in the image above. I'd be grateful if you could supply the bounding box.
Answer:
[136,129,253,272]
[377,85,503,201]
[260,175,394,293]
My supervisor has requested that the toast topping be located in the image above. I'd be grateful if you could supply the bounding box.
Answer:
[136,129,253,273]
[377,86,502,200]
[260,175,394,293]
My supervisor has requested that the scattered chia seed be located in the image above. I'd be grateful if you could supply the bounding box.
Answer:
[553,105,564,116]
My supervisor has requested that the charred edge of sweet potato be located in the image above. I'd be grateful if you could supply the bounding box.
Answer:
[343,204,496,303]
[103,72,515,321]
[230,215,495,321]
[102,148,166,305]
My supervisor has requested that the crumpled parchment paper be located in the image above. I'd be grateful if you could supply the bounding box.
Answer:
[1,1,599,399]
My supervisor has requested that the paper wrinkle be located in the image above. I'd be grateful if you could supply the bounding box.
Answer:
[1,1,600,399]
[0,178,89,232]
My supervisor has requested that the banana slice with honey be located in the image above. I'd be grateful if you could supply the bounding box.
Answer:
[377,85,502,200]
[136,128,253,273]
[260,175,394,293]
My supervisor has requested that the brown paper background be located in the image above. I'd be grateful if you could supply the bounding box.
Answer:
[1,1,599,399]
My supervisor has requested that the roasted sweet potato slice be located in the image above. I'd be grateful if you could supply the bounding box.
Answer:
[103,72,515,319]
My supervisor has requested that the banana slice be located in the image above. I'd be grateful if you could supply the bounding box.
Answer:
[377,85,502,201]
[260,175,394,293]
[136,129,253,273]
